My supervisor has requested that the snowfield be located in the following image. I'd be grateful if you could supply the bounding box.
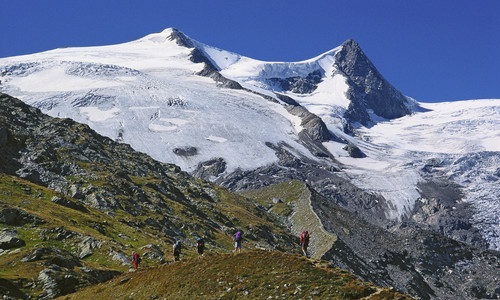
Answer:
[1,28,499,250]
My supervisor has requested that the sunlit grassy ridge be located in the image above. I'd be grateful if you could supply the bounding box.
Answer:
[60,250,413,300]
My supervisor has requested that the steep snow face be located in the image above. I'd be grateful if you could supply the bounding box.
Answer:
[194,45,352,136]
[332,99,500,250]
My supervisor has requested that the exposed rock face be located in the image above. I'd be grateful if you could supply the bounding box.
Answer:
[0,207,45,226]
[335,39,412,126]
[51,196,89,213]
[306,188,500,300]
[267,70,323,94]
[217,143,390,227]
[412,180,489,249]
[343,143,366,158]
[0,229,25,250]
[193,158,227,180]
[172,146,198,157]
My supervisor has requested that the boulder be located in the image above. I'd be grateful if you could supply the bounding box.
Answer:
[0,207,45,226]
[78,236,103,259]
[51,196,89,213]
[0,229,25,250]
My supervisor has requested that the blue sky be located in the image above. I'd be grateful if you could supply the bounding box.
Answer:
[1,0,499,102]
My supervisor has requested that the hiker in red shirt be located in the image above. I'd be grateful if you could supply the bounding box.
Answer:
[300,231,310,257]
[132,252,141,270]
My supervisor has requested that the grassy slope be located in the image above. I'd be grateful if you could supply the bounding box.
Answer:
[0,172,294,298]
[239,181,337,258]
[59,250,412,300]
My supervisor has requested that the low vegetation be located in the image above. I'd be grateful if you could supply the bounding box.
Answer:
[59,250,412,299]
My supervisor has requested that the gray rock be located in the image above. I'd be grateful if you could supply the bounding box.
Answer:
[343,143,366,158]
[37,268,79,299]
[110,249,130,266]
[0,229,25,250]
[78,237,103,259]
[0,207,45,226]
[192,158,227,180]
[334,39,419,127]
[51,196,89,213]
[21,247,82,269]
[173,146,198,157]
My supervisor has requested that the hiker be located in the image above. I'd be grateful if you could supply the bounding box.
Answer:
[234,231,242,253]
[132,251,141,270]
[196,237,205,257]
[300,230,310,257]
[173,240,181,262]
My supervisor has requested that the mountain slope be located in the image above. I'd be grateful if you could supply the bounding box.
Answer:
[241,181,500,300]
[60,250,413,300]
[0,93,498,299]
[0,28,499,253]
[0,93,298,298]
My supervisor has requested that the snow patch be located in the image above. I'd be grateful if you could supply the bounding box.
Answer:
[80,107,120,122]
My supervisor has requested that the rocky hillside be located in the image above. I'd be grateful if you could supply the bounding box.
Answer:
[241,181,500,300]
[60,250,412,300]
[0,92,298,299]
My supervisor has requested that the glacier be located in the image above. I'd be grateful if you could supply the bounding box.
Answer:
[1,28,499,250]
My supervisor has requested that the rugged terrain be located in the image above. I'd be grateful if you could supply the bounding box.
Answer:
[0,93,498,299]
[0,93,297,298]
[1,27,499,299]
[242,181,500,299]
[1,29,498,254]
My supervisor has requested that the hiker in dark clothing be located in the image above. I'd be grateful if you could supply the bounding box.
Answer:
[132,252,141,270]
[234,231,242,254]
[173,241,181,262]
[196,237,205,257]
[300,230,310,257]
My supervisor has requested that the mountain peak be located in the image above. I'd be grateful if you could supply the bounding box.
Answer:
[165,28,195,48]
[335,38,412,124]
[134,28,195,48]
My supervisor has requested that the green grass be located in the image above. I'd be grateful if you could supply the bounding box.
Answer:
[59,250,414,299]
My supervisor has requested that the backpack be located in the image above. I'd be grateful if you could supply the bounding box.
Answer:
[300,231,309,244]
[235,231,242,242]
[133,252,141,263]
[197,237,204,247]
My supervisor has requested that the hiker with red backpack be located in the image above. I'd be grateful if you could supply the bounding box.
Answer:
[300,230,310,257]
[132,251,141,270]
[234,231,242,254]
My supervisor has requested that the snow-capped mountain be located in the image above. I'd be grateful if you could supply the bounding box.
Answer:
[1,28,499,251]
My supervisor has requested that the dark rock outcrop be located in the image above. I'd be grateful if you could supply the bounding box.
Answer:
[0,207,45,226]
[172,146,198,157]
[343,143,366,158]
[0,229,25,250]
[267,70,323,94]
[51,196,89,213]
[335,39,414,127]
[193,158,227,180]
[309,189,500,300]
